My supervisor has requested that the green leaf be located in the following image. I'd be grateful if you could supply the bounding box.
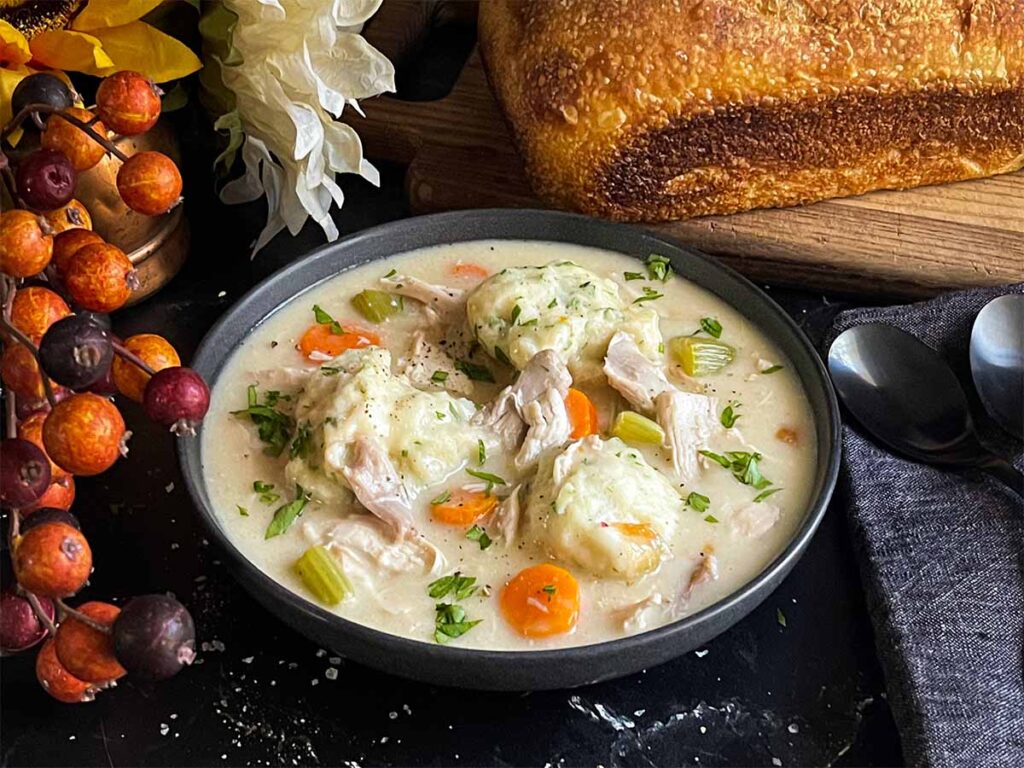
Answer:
[236,505,249,517]
[231,391,294,458]
[686,492,710,512]
[760,364,784,374]
[494,346,513,367]
[289,422,314,459]
[703,514,719,524]
[431,370,449,383]
[754,487,783,503]
[264,487,310,539]
[433,601,482,643]
[430,489,451,506]
[465,525,492,550]
[698,449,733,469]
[455,360,495,383]
[428,572,478,601]
[542,584,557,595]
[253,480,279,504]
[699,317,723,338]
[312,304,342,334]
[477,439,486,466]
[720,403,740,428]
[623,271,645,281]
[510,304,522,325]
[466,468,506,487]
[633,286,663,304]
[777,608,787,627]
[646,254,672,283]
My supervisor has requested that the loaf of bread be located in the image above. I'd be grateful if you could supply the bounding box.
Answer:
[478,0,1024,221]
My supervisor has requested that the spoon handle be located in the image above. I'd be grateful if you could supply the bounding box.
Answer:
[977,456,1024,499]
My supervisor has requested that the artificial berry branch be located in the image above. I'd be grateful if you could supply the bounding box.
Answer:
[25,591,58,636]
[1,105,129,163]
[112,340,157,377]
[55,599,112,635]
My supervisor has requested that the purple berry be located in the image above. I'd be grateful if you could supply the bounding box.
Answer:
[0,438,51,507]
[112,594,196,681]
[15,149,77,212]
[0,591,54,653]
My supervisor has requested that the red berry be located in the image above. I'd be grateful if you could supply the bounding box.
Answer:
[15,149,77,212]
[116,151,182,215]
[0,209,53,277]
[62,242,136,313]
[0,438,51,507]
[13,522,91,598]
[36,638,96,703]
[113,333,179,402]
[96,71,161,135]
[42,393,126,476]
[10,286,71,343]
[143,367,210,435]
[23,476,75,514]
[41,108,108,172]
[55,601,125,684]
[52,229,103,275]
[0,591,54,652]
[113,594,196,681]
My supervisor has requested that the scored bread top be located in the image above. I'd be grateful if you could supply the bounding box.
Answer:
[479,0,1024,220]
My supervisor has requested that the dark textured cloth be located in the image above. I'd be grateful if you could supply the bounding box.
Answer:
[825,285,1023,768]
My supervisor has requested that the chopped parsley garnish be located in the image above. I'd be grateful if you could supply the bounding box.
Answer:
[321,366,342,376]
[466,525,492,550]
[237,505,249,517]
[520,318,538,328]
[428,572,479,601]
[289,422,313,459]
[232,385,295,457]
[436,411,446,420]
[477,439,486,466]
[704,514,719,524]
[658,341,665,354]
[263,390,289,406]
[433,603,482,644]
[633,286,663,304]
[264,486,311,539]
[431,370,449,383]
[700,450,774,490]
[699,317,723,338]
[430,489,452,506]
[623,271,645,281]
[510,304,522,324]
[754,487,783,502]
[720,403,741,428]
[455,359,495,383]
[494,346,513,366]
[383,268,397,278]
[466,468,506,489]
[312,304,342,334]
[541,584,557,596]
[646,253,672,282]
[777,608,787,627]
[685,492,710,513]
[253,481,279,504]
[760,364,784,374]
[547,297,558,308]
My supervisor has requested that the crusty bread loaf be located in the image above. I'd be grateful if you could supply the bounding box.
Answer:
[478,0,1024,221]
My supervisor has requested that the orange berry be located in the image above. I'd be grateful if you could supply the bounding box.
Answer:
[1,343,47,400]
[24,475,76,513]
[116,151,181,215]
[10,286,71,342]
[298,323,380,360]
[0,209,53,277]
[63,242,135,312]
[55,601,125,685]
[501,563,580,638]
[18,411,69,482]
[96,71,161,135]
[52,229,104,275]
[112,333,180,402]
[13,522,92,598]
[36,639,96,704]
[41,108,108,172]
[42,393,126,476]
[43,199,92,234]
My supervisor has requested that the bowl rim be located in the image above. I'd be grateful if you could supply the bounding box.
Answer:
[178,208,841,665]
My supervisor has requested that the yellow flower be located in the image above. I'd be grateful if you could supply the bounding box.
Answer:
[0,0,201,123]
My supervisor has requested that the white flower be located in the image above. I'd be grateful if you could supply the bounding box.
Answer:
[216,0,394,253]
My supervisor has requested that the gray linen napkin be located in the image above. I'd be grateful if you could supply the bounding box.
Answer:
[824,284,1023,767]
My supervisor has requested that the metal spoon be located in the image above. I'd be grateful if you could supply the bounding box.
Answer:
[970,294,1023,440]
[827,323,1022,497]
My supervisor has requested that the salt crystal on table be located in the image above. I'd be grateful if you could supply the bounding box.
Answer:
[325,668,338,680]
[242,657,254,664]
[772,758,782,766]
[788,723,799,734]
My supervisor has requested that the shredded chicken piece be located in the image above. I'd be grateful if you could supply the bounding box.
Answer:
[603,331,670,412]
[338,438,416,538]
[683,550,719,600]
[251,366,311,393]
[379,274,465,316]
[304,516,444,577]
[615,592,670,632]
[730,502,781,538]
[473,350,573,464]
[483,485,522,545]
[396,330,473,396]
[656,389,718,483]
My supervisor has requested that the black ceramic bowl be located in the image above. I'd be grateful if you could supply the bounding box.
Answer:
[179,209,840,690]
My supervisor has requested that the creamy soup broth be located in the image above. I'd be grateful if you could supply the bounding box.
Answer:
[201,241,817,650]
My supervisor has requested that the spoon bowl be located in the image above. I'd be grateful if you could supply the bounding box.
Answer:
[970,294,1024,440]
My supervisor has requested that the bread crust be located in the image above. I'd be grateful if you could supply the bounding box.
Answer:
[478,0,1024,221]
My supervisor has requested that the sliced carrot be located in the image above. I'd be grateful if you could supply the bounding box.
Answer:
[431,488,498,526]
[298,323,380,361]
[775,427,799,445]
[501,563,580,638]
[450,262,490,280]
[610,522,657,542]
[564,387,599,439]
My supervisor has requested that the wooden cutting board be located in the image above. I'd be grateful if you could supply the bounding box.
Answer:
[359,4,1023,297]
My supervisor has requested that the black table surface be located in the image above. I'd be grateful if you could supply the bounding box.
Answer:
[2,124,905,768]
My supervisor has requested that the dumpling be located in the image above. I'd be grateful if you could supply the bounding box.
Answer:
[466,261,662,381]
[524,436,683,580]
[285,347,494,506]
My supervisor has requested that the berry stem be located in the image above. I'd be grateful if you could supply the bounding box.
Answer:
[26,591,58,637]
[112,340,157,376]
[0,314,58,408]
[1,103,129,163]
[56,599,112,635]
[1,277,19,438]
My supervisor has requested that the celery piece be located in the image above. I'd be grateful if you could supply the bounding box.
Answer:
[669,336,735,376]
[294,546,352,605]
[611,411,665,445]
[351,290,403,323]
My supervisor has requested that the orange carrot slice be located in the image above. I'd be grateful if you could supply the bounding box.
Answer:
[565,387,599,439]
[450,262,490,280]
[431,488,498,526]
[610,522,657,541]
[298,323,380,360]
[501,563,580,637]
